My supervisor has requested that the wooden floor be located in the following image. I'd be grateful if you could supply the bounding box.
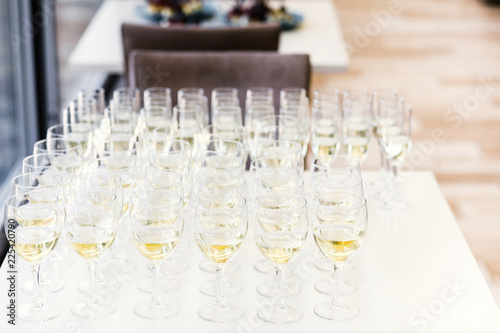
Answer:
[57,0,500,305]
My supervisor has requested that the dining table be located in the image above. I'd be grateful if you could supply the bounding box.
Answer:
[67,0,349,73]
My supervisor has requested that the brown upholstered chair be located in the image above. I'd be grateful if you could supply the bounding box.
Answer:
[121,23,281,80]
[128,51,311,113]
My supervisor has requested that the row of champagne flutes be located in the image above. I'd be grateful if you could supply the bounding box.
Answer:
[4,85,376,324]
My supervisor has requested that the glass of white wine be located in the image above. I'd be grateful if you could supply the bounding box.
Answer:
[378,100,412,210]
[342,89,372,163]
[128,191,184,319]
[4,193,61,322]
[64,190,121,319]
[193,195,248,322]
[313,192,367,320]
[254,115,303,157]
[253,194,308,324]
[311,102,342,157]
[310,173,364,294]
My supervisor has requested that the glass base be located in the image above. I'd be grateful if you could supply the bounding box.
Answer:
[314,278,357,295]
[137,276,180,294]
[134,299,179,319]
[199,260,240,274]
[22,277,64,294]
[18,303,60,322]
[257,304,302,324]
[71,301,115,319]
[198,302,243,322]
[253,259,274,274]
[78,274,121,295]
[257,278,300,298]
[162,258,189,274]
[199,279,242,297]
[314,301,359,320]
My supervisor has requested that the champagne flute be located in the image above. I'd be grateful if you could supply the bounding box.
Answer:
[313,192,367,320]
[254,194,308,324]
[311,102,342,157]
[4,193,61,321]
[193,195,248,322]
[378,101,412,210]
[128,191,184,319]
[342,89,372,163]
[244,104,275,160]
[64,190,121,319]
[370,89,399,197]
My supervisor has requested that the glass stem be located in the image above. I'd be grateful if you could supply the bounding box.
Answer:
[31,263,43,309]
[215,265,226,309]
[330,262,343,309]
[274,266,286,310]
[152,262,161,306]
[87,261,97,305]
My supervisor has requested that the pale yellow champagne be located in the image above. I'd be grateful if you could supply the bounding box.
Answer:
[146,116,168,133]
[313,224,364,262]
[255,232,305,266]
[132,228,181,261]
[14,227,59,263]
[383,135,411,164]
[312,137,339,157]
[15,204,57,227]
[343,137,369,162]
[67,227,115,260]
[194,229,245,264]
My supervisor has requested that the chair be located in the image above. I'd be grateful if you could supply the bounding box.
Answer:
[128,50,311,112]
[121,23,281,80]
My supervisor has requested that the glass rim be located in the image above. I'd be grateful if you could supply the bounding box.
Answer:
[5,192,60,208]
[130,191,183,209]
[11,172,64,187]
[314,192,367,210]
[196,174,246,189]
[195,194,246,211]
[253,175,304,192]
[254,194,307,211]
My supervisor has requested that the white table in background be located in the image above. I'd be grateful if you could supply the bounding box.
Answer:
[67,0,349,73]
[1,171,500,332]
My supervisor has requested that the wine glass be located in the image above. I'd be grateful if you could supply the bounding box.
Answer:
[193,195,248,322]
[69,172,124,295]
[151,127,192,158]
[254,194,308,324]
[370,89,399,197]
[244,104,275,160]
[196,174,246,291]
[128,191,184,319]
[342,89,372,163]
[254,115,302,157]
[144,87,172,114]
[4,193,61,322]
[23,153,83,181]
[313,192,367,320]
[11,173,65,294]
[311,102,342,157]
[378,100,412,210]
[64,190,121,319]
[310,173,364,294]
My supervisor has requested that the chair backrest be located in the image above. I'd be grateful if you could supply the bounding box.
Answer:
[121,23,281,79]
[128,50,311,112]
